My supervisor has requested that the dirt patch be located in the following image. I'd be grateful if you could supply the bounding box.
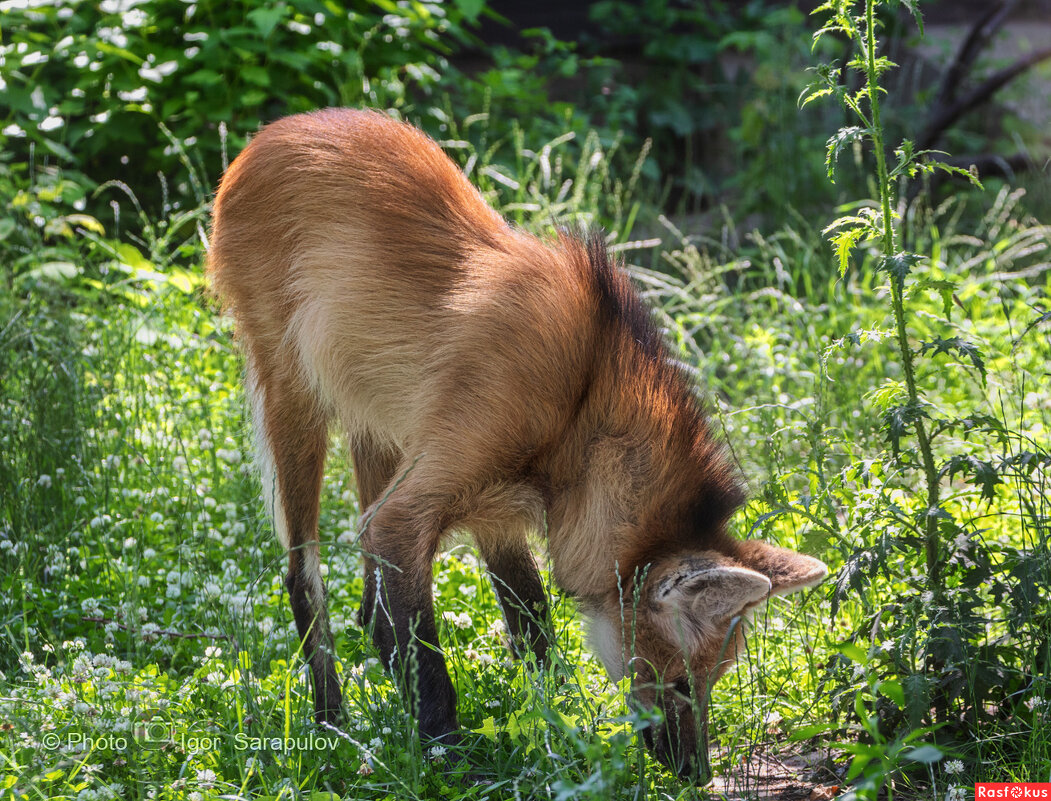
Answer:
[710,744,847,800]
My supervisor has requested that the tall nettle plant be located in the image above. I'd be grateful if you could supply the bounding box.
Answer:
[803,0,1050,739]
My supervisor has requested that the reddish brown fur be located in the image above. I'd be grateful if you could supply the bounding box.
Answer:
[208,108,826,777]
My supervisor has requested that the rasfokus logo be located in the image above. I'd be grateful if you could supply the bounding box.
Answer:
[975,784,1051,799]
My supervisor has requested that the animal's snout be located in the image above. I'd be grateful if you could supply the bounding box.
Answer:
[642,691,711,782]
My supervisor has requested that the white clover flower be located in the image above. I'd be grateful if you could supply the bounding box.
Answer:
[37,474,52,488]
[441,611,472,629]
[117,87,147,103]
[944,759,964,775]
[217,447,242,464]
[139,59,176,80]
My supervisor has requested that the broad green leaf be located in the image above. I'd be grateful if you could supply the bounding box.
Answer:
[844,752,872,782]
[64,214,105,235]
[878,679,905,708]
[473,716,498,740]
[838,642,868,663]
[165,269,197,294]
[21,261,79,282]
[789,723,833,741]
[247,5,286,37]
[114,242,153,272]
[904,744,943,764]
[184,69,223,87]
[241,65,271,87]
[454,0,485,22]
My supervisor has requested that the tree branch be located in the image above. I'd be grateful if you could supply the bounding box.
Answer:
[919,46,1051,151]
[934,0,1021,108]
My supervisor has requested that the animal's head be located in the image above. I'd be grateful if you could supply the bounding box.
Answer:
[587,542,827,779]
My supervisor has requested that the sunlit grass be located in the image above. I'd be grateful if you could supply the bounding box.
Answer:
[1,122,1049,800]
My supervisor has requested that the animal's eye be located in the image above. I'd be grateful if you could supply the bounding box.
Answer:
[672,678,692,699]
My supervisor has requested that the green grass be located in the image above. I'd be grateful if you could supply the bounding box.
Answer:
[2,124,1049,801]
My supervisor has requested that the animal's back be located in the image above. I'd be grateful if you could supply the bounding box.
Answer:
[209,108,591,450]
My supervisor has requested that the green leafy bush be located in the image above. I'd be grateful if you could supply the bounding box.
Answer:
[1,0,482,209]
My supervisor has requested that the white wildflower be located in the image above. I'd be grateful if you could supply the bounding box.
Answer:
[195,768,217,789]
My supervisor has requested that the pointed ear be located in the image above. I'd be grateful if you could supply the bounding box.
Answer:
[735,541,828,597]
[654,564,772,647]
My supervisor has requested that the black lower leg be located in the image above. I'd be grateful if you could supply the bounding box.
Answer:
[371,563,459,744]
[486,549,550,663]
[286,556,342,723]
[357,554,379,629]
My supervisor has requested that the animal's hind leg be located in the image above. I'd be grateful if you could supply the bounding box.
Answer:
[349,433,401,630]
[475,527,550,664]
[249,362,340,723]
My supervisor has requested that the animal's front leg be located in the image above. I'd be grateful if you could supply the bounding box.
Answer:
[480,541,550,663]
[363,497,459,746]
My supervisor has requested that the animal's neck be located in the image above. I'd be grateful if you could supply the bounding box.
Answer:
[538,371,668,600]
[536,356,741,602]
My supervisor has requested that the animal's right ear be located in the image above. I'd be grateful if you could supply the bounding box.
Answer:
[653,563,772,649]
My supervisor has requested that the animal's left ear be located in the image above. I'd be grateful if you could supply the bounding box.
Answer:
[735,541,828,597]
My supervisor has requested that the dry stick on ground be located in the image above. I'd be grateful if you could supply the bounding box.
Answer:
[82,615,237,644]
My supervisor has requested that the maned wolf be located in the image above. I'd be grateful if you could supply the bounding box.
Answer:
[208,108,827,778]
